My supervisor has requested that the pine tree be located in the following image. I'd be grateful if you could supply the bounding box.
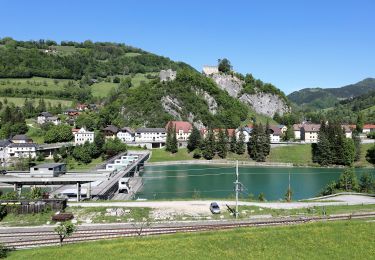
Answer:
[217,129,228,158]
[165,122,173,152]
[187,126,201,152]
[352,130,361,161]
[230,132,237,153]
[171,125,178,153]
[264,121,271,156]
[202,129,215,160]
[236,131,245,155]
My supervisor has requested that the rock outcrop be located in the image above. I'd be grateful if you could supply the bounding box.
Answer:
[210,74,290,117]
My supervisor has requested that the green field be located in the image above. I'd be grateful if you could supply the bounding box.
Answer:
[267,144,314,166]
[0,97,72,107]
[149,148,194,162]
[91,82,117,98]
[7,220,375,259]
[0,77,69,91]
[90,73,157,98]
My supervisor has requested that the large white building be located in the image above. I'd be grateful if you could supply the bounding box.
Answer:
[74,128,95,145]
[117,127,135,143]
[7,143,38,159]
[165,121,193,141]
[135,128,166,142]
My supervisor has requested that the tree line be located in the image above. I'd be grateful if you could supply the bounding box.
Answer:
[166,123,271,162]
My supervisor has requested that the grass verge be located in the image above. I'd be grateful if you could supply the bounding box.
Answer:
[7,220,375,259]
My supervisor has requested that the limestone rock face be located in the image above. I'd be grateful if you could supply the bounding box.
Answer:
[194,88,218,115]
[161,96,182,120]
[210,74,290,117]
[240,93,290,117]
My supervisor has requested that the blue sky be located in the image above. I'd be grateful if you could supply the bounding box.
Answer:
[1,0,374,94]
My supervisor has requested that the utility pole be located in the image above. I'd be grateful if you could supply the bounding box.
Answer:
[234,160,239,219]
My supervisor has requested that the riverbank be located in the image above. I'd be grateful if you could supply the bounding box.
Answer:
[146,160,293,167]
[147,144,374,168]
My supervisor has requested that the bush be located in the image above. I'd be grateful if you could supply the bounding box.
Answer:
[52,213,74,222]
[367,132,375,139]
[0,243,11,258]
[193,149,202,159]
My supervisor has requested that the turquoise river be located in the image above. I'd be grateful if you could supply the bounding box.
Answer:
[137,165,375,200]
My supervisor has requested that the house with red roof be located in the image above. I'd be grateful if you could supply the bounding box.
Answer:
[201,128,236,140]
[363,124,375,134]
[165,121,193,141]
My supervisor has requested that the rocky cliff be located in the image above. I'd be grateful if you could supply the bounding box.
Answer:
[210,74,290,117]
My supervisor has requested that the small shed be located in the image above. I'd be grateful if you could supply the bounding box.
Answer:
[30,163,67,177]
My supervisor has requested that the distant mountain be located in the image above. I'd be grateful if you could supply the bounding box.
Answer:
[288,78,375,109]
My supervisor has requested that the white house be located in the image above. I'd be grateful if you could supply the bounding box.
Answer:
[268,126,282,143]
[37,112,60,125]
[117,127,135,143]
[363,124,375,134]
[301,124,321,143]
[293,124,302,140]
[236,127,252,143]
[165,121,192,141]
[0,139,11,163]
[74,128,95,145]
[7,143,38,159]
[135,128,167,142]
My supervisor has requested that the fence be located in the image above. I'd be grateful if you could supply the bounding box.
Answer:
[0,199,67,215]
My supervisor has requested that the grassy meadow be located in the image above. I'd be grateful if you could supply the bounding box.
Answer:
[7,220,375,259]
[0,97,72,107]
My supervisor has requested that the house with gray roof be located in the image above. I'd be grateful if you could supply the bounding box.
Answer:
[135,128,166,142]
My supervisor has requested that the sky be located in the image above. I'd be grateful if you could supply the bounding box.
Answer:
[1,0,374,94]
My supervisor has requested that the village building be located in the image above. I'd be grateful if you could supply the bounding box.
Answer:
[301,124,321,143]
[7,143,38,159]
[201,128,236,140]
[135,128,167,142]
[293,124,303,140]
[165,121,193,141]
[11,135,33,144]
[63,109,80,117]
[268,126,282,143]
[37,112,60,125]
[0,139,11,162]
[74,127,95,145]
[102,125,119,139]
[30,163,67,177]
[117,127,135,143]
[76,103,88,111]
[363,124,375,134]
[236,127,252,143]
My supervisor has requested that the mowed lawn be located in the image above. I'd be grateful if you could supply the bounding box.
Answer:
[268,144,313,165]
[8,221,375,259]
[0,97,72,107]
[149,148,194,162]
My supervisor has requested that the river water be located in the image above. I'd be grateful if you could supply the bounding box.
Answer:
[136,164,375,200]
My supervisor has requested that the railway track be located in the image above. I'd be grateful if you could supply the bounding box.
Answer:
[3,212,375,249]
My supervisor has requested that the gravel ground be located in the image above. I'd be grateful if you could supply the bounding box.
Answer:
[69,195,375,213]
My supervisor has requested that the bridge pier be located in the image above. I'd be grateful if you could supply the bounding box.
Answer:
[13,184,22,197]
[76,182,81,202]
[87,182,91,199]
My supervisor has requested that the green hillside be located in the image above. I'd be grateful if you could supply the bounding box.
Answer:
[288,78,375,109]
[0,38,282,129]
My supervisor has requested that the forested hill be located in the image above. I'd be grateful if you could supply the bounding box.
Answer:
[0,37,286,129]
[288,78,375,109]
[0,37,194,79]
